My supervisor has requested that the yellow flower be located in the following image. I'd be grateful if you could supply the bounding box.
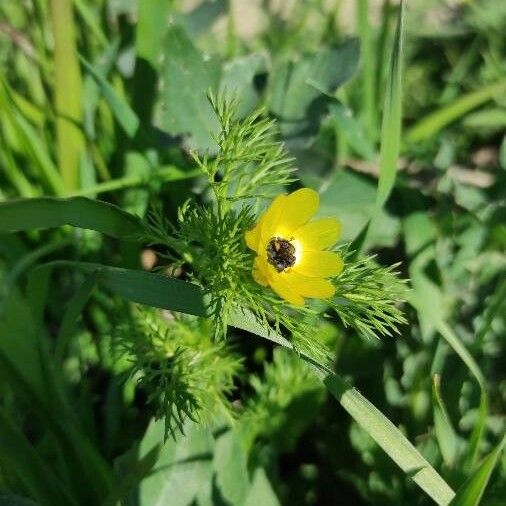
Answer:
[245,188,343,306]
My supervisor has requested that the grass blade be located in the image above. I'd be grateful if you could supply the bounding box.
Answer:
[404,79,506,144]
[0,349,113,504]
[435,320,489,467]
[432,374,458,468]
[0,78,65,195]
[413,288,489,468]
[375,0,404,210]
[80,55,140,137]
[50,0,85,191]
[0,409,77,506]
[55,272,98,361]
[449,436,505,506]
[357,0,376,141]
[72,0,107,46]
[0,197,144,239]
[34,261,207,317]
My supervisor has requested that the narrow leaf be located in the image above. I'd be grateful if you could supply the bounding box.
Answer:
[0,197,144,239]
[432,374,458,467]
[405,79,506,144]
[35,261,207,318]
[80,55,140,137]
[376,0,404,209]
[449,436,505,506]
[0,410,77,506]
[435,320,489,466]
[55,272,98,361]
[50,0,85,191]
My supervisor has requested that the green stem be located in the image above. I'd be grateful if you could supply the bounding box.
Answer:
[68,167,201,197]
[50,0,85,191]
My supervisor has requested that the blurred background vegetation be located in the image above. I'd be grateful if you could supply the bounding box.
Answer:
[0,0,504,505]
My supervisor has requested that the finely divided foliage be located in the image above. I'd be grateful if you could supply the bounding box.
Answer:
[146,95,407,371]
[116,309,241,439]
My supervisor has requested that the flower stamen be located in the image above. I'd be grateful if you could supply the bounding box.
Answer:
[266,237,296,272]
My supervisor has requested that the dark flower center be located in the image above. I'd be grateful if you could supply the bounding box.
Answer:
[266,237,296,272]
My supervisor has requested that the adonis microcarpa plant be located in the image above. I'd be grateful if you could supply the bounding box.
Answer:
[144,94,407,373]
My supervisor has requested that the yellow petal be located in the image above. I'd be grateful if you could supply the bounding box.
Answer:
[252,256,269,287]
[280,188,320,235]
[259,194,288,245]
[261,188,319,241]
[245,223,261,252]
[284,272,335,298]
[293,218,341,251]
[293,251,344,277]
[269,274,305,306]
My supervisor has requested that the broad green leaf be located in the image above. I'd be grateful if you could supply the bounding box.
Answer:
[91,265,206,316]
[80,55,140,137]
[103,444,161,506]
[213,430,250,505]
[268,39,359,139]
[318,170,399,248]
[220,53,265,115]
[432,374,458,467]
[244,468,280,506]
[449,436,505,506]
[136,419,214,506]
[0,410,76,506]
[375,0,404,209]
[131,0,171,122]
[0,197,144,239]
[155,25,220,151]
[177,0,226,38]
[329,102,375,161]
[135,0,170,65]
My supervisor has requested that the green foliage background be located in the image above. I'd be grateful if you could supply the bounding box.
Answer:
[0,1,505,505]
